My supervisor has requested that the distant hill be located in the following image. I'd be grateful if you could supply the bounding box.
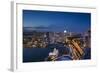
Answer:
[23,26,65,32]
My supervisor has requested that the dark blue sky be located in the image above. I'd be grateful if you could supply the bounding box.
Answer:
[23,10,91,33]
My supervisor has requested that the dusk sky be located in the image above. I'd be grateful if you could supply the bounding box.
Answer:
[23,10,91,33]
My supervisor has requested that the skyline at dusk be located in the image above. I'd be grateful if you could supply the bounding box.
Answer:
[23,10,91,62]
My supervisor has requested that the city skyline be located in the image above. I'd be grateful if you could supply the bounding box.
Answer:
[23,10,91,33]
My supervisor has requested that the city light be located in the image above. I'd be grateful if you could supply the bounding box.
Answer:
[64,30,67,33]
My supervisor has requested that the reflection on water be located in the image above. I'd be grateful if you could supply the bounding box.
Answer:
[23,48,53,62]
